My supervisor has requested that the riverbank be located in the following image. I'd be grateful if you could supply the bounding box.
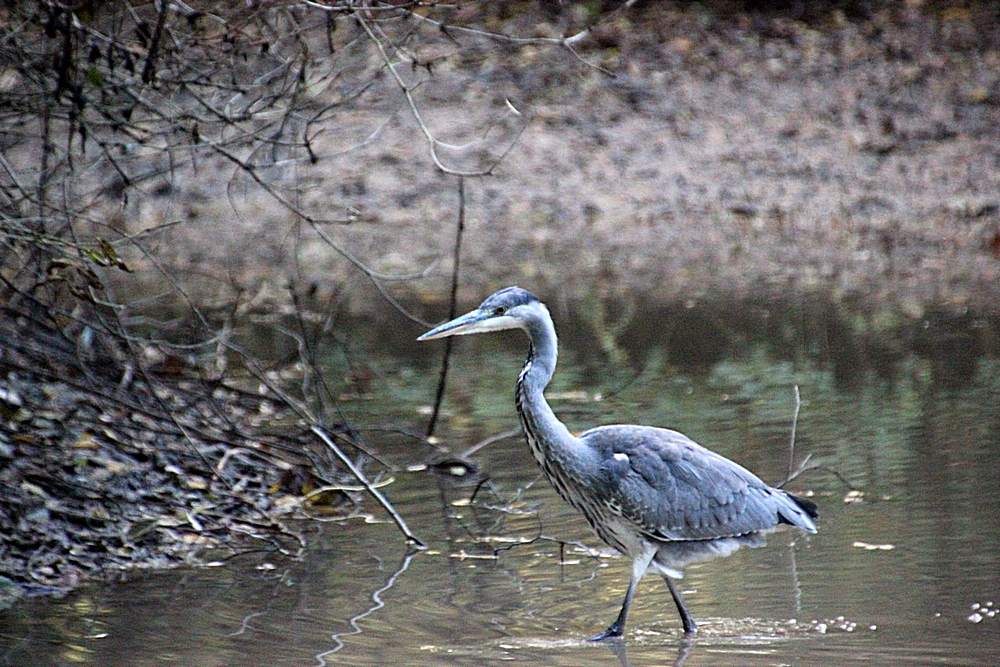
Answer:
[99,2,1000,321]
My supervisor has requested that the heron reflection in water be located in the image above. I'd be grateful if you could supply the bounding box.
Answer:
[419,287,818,640]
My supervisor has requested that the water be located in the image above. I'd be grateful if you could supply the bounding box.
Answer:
[2,306,999,666]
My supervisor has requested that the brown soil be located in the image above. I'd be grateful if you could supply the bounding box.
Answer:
[107,1,1000,321]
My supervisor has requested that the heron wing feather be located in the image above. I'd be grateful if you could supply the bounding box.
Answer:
[580,425,800,541]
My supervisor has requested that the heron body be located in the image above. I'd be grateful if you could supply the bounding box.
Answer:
[418,287,818,639]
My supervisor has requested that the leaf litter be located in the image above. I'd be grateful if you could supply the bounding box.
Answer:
[0,370,360,601]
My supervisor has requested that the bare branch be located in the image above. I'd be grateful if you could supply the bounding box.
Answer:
[311,425,426,548]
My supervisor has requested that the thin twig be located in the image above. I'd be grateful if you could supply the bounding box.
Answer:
[141,0,170,84]
[355,11,525,176]
[461,427,521,459]
[426,177,465,437]
[311,425,426,549]
[396,0,640,76]
[204,138,436,326]
[787,384,801,481]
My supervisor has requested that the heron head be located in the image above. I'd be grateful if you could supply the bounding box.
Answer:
[417,286,541,340]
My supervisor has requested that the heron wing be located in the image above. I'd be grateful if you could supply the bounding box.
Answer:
[579,425,811,541]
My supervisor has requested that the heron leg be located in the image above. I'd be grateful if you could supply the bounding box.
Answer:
[663,576,697,634]
[588,576,638,641]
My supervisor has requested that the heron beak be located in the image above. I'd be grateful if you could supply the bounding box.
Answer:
[417,309,490,341]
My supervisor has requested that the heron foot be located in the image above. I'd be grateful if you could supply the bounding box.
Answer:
[588,624,624,642]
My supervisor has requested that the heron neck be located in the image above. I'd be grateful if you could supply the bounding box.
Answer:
[515,312,582,466]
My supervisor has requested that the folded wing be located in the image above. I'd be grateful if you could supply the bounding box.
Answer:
[580,425,817,542]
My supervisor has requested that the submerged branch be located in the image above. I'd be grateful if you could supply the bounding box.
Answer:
[311,425,426,549]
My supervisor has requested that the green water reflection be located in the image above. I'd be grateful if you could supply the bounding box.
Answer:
[2,303,999,666]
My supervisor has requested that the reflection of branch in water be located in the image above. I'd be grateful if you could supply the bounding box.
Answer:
[781,389,807,616]
[789,534,804,616]
[435,476,607,607]
[448,479,600,561]
[227,610,269,638]
[314,547,421,666]
[603,634,694,667]
[446,475,610,590]
[226,567,293,637]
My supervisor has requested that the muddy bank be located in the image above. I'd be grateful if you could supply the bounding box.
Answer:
[93,2,1000,322]
[0,318,343,599]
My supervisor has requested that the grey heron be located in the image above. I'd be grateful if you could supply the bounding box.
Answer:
[418,286,818,640]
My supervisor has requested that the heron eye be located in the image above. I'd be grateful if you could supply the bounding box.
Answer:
[494,306,507,316]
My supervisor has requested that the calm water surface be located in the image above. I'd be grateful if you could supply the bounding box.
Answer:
[2,318,999,666]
